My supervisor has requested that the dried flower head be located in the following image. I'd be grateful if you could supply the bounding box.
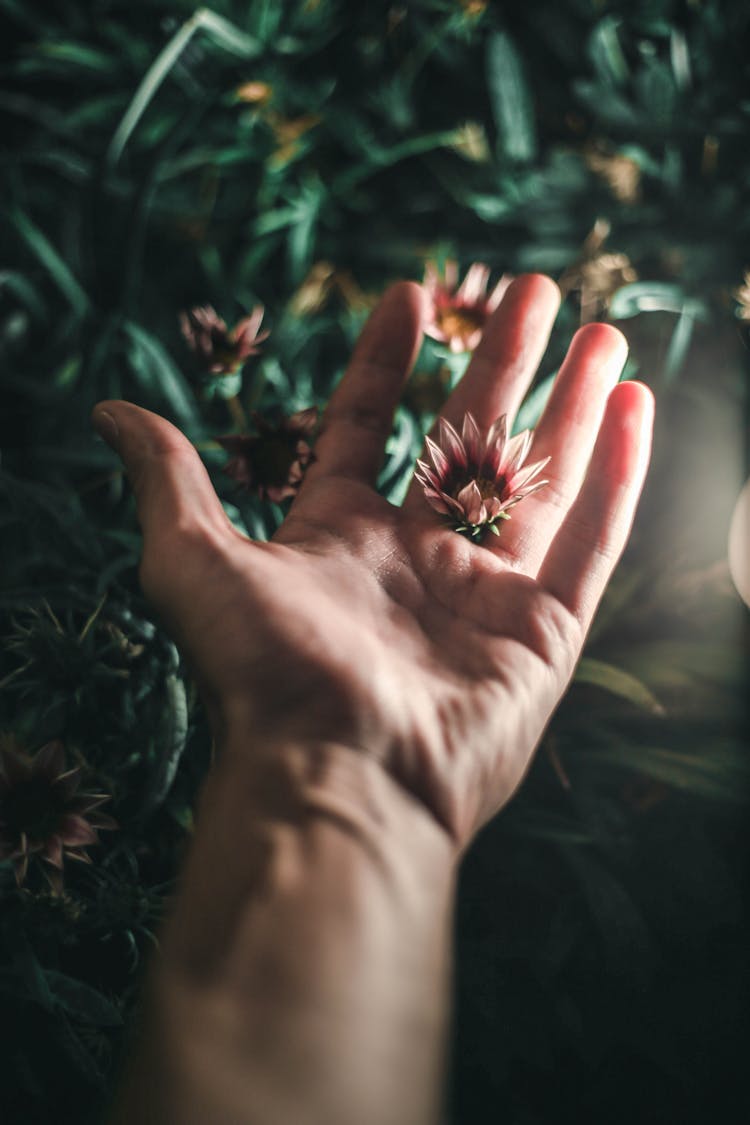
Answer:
[235,80,273,105]
[422,260,511,353]
[0,736,116,894]
[558,219,637,323]
[217,407,319,503]
[415,412,549,540]
[179,305,269,376]
[584,145,642,204]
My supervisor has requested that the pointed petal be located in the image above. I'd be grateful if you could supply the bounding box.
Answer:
[423,490,453,516]
[53,767,83,801]
[457,263,490,304]
[456,481,486,525]
[502,430,532,475]
[437,418,468,469]
[508,455,551,493]
[89,813,118,831]
[415,460,443,492]
[42,835,64,868]
[444,260,458,292]
[425,435,451,480]
[485,414,508,454]
[58,814,98,848]
[487,274,513,311]
[65,849,92,864]
[461,413,482,466]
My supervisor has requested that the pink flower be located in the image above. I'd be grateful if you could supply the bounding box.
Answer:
[422,260,512,353]
[0,736,116,894]
[414,412,549,540]
[217,407,319,502]
[179,304,269,375]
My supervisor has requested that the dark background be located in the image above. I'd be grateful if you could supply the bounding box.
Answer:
[1,2,748,1122]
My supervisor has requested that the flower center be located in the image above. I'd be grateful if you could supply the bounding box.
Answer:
[438,308,486,340]
[1,778,63,841]
[254,434,299,486]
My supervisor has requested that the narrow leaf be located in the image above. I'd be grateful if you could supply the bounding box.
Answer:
[486,32,537,163]
[575,657,665,714]
[8,209,89,317]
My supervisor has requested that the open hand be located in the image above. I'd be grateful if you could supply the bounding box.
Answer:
[93,275,652,848]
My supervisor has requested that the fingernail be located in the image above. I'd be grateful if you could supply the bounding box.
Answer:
[93,410,119,447]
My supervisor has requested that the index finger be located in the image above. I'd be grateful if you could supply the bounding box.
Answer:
[300,281,424,488]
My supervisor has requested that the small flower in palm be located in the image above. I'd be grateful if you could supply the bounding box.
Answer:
[414,412,550,540]
[179,305,269,376]
[0,736,116,894]
[217,407,319,502]
[422,260,512,353]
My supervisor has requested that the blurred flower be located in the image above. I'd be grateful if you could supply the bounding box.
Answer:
[179,305,269,377]
[217,407,319,502]
[585,145,642,204]
[290,261,371,317]
[732,271,750,321]
[415,412,549,540]
[460,0,488,17]
[267,112,321,167]
[235,80,273,105]
[422,260,512,353]
[448,122,490,163]
[0,736,116,894]
[558,219,637,323]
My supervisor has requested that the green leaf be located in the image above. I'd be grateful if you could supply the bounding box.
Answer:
[141,671,188,815]
[123,320,198,426]
[34,40,114,72]
[0,269,47,320]
[7,209,90,317]
[575,657,665,715]
[108,8,260,164]
[486,32,537,163]
[608,282,687,318]
[588,16,629,87]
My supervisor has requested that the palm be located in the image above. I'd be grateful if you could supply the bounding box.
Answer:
[96,276,652,845]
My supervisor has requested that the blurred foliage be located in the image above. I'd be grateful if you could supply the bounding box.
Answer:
[0,1,748,1122]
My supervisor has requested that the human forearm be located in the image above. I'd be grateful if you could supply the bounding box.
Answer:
[110,739,457,1125]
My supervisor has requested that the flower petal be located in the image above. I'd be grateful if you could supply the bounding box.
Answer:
[502,430,532,475]
[508,455,551,493]
[461,413,482,466]
[423,489,453,516]
[58,814,98,848]
[42,835,64,869]
[487,274,513,311]
[456,480,486,525]
[437,418,467,469]
[425,435,451,480]
[457,263,490,304]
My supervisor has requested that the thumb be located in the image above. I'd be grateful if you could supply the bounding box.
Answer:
[91,398,232,557]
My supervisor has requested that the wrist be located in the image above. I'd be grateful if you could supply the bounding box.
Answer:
[165,734,457,976]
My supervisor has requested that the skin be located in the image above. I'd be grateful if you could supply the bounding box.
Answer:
[96,275,653,1125]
